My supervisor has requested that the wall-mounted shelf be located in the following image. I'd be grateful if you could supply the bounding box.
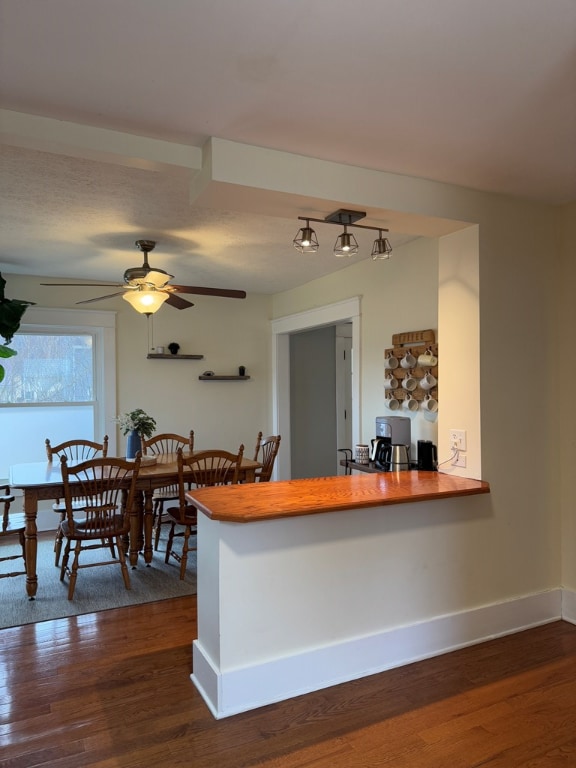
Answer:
[147,354,204,360]
[198,375,251,381]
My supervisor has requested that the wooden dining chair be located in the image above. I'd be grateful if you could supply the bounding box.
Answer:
[252,432,281,482]
[45,436,109,567]
[0,482,27,580]
[58,454,141,600]
[165,444,244,579]
[142,431,194,551]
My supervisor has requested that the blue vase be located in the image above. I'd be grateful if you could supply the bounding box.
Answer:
[126,430,142,459]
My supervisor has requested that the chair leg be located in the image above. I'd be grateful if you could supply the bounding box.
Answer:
[116,535,131,590]
[60,538,71,582]
[154,501,163,551]
[19,530,26,565]
[179,524,192,580]
[54,513,65,567]
[67,540,82,600]
[165,522,176,564]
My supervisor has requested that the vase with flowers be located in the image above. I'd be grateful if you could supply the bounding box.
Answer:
[116,408,157,459]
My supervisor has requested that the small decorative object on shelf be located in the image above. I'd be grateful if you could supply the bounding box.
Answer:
[116,408,157,459]
[238,365,246,376]
[168,342,180,355]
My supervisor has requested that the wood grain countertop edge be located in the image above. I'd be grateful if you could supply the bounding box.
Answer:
[187,472,491,523]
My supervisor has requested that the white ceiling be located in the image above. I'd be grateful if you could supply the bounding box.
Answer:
[1,0,575,298]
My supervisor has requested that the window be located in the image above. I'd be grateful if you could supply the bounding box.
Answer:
[0,333,94,404]
[0,308,116,476]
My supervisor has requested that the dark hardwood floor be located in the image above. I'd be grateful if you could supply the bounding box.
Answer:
[2,596,576,767]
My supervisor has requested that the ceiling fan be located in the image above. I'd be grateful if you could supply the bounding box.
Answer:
[41,239,247,314]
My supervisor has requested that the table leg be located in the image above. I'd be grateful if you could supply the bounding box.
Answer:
[129,491,143,568]
[23,491,39,599]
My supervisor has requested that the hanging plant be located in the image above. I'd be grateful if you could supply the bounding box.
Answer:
[0,273,35,383]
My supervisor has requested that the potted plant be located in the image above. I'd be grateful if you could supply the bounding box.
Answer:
[116,408,157,458]
[0,273,35,383]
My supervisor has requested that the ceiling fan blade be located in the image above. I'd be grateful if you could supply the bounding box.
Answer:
[171,284,247,299]
[74,291,127,305]
[40,282,125,287]
[165,293,195,310]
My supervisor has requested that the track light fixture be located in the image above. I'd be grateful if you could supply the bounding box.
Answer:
[293,209,392,260]
[292,219,319,253]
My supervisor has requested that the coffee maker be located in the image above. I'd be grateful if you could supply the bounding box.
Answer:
[375,416,411,446]
[374,416,411,470]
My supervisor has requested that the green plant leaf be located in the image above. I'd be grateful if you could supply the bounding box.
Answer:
[0,365,4,384]
[0,344,18,359]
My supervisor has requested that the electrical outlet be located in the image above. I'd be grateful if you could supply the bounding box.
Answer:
[452,453,467,468]
[449,429,467,451]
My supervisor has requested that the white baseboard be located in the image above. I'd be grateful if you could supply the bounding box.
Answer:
[192,588,563,718]
[562,587,576,624]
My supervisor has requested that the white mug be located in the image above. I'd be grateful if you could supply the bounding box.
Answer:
[400,352,417,369]
[402,395,419,412]
[156,346,165,354]
[355,444,370,464]
[421,394,438,412]
[419,372,437,391]
[418,349,438,367]
[384,373,398,390]
[384,353,398,370]
[401,375,418,392]
[385,394,400,410]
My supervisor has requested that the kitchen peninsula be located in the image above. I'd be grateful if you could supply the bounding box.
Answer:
[188,471,490,718]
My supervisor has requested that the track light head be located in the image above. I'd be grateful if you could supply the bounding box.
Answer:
[293,220,319,253]
[371,231,393,260]
[334,227,359,257]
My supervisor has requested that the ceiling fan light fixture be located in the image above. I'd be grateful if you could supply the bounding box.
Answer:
[293,221,319,253]
[371,231,393,260]
[122,288,168,314]
[334,227,358,257]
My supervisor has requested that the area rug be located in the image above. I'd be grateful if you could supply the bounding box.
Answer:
[0,530,196,629]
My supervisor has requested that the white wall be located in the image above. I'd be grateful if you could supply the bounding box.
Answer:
[559,202,576,590]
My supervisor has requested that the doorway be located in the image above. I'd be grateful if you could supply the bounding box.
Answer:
[271,297,361,480]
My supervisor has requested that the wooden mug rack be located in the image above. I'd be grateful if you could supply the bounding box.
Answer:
[384,329,438,404]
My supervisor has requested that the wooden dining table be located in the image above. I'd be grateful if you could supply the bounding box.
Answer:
[9,452,261,599]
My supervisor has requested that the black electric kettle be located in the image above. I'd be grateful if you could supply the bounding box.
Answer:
[417,440,438,471]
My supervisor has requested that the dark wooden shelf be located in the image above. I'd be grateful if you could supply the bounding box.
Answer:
[198,375,251,380]
[147,354,204,360]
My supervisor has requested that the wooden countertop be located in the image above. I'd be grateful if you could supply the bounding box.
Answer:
[187,471,490,523]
